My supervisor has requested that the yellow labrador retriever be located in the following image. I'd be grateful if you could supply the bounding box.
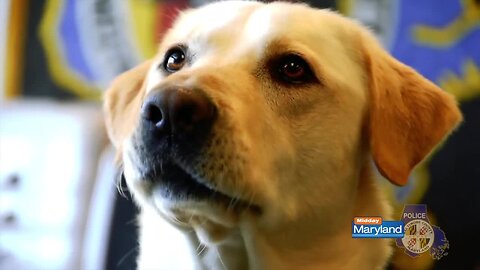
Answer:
[104,1,461,269]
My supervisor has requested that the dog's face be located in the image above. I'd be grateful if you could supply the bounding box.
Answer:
[104,1,461,244]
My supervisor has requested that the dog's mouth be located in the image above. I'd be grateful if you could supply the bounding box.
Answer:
[140,161,261,214]
[150,161,223,200]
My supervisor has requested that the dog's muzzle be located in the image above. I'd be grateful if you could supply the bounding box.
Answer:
[136,87,219,200]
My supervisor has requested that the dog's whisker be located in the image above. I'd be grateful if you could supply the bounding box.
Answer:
[216,248,228,270]
[245,190,258,211]
[116,245,139,267]
[153,159,157,177]
[196,242,207,256]
[197,244,207,256]
[162,213,189,227]
[171,216,186,226]
[126,217,138,226]
[188,213,195,223]
[227,197,235,211]
[160,158,164,174]
[115,168,128,198]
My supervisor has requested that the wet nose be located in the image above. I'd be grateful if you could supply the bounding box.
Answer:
[140,88,217,142]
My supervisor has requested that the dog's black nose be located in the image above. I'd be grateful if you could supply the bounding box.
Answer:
[141,88,216,141]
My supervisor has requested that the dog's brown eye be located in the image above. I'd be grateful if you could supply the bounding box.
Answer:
[164,47,186,72]
[275,54,315,84]
[282,60,305,79]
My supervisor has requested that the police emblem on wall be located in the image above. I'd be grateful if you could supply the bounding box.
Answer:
[39,0,188,99]
[396,205,449,260]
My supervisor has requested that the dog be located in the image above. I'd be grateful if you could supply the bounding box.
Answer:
[103,1,462,269]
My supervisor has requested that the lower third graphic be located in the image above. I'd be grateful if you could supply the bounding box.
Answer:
[352,217,404,238]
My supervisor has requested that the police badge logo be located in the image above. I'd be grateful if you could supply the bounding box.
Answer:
[396,205,449,259]
[402,219,434,253]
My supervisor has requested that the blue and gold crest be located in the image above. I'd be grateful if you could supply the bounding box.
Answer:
[396,204,449,260]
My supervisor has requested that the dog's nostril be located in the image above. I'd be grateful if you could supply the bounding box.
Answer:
[142,102,164,127]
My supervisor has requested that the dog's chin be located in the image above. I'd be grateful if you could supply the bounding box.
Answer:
[139,162,261,231]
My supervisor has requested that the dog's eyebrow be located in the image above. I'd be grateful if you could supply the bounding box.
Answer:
[263,37,296,57]
[263,38,314,66]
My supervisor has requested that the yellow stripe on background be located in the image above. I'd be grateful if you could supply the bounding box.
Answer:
[337,0,354,15]
[440,59,480,102]
[5,0,28,99]
[128,0,159,59]
[413,0,480,48]
[39,0,101,100]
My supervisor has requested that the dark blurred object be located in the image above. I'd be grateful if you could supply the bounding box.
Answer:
[290,0,337,9]
[106,191,139,270]
[424,97,480,270]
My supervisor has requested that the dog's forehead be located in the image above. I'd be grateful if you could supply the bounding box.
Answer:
[164,2,344,55]
[172,1,263,39]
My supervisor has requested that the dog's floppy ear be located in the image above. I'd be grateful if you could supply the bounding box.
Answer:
[104,61,152,149]
[363,39,462,186]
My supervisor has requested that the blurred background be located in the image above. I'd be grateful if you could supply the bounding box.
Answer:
[0,0,478,269]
